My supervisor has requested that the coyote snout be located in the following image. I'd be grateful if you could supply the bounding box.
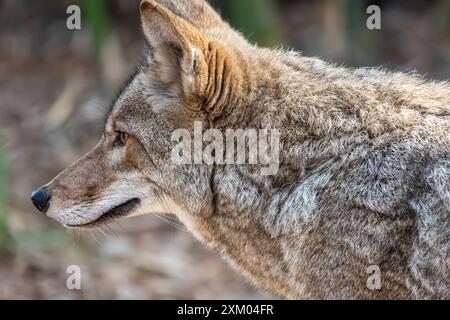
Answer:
[31,187,51,214]
[30,138,151,227]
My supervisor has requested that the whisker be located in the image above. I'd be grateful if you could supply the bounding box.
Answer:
[95,226,112,239]
[104,223,119,238]
[151,190,188,232]
[154,212,188,232]
[89,230,101,244]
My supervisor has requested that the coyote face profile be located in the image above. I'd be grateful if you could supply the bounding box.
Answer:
[31,0,450,299]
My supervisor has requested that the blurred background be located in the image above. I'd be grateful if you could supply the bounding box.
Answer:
[0,0,449,299]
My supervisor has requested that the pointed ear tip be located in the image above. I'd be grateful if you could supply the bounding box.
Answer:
[140,0,157,13]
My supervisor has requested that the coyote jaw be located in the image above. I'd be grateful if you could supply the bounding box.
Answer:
[65,198,141,229]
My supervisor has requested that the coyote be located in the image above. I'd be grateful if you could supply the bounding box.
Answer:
[31,0,449,299]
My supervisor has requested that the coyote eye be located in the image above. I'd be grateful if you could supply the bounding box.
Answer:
[113,132,129,148]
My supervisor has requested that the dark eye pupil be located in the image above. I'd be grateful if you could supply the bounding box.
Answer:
[114,132,126,147]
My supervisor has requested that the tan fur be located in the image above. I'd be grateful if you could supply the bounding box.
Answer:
[34,0,450,299]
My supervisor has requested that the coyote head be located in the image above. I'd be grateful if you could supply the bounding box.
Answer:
[31,0,249,228]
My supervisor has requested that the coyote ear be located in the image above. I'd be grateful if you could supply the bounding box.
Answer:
[140,0,210,110]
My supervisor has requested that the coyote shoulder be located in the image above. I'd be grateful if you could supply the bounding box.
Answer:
[31,0,450,299]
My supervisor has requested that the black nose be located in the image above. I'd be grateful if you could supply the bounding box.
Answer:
[31,187,51,214]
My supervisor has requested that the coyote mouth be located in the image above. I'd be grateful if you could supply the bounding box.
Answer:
[66,198,141,228]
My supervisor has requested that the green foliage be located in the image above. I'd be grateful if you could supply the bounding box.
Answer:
[0,136,10,252]
[0,137,69,254]
[13,227,72,253]
[211,0,282,47]
[82,0,112,54]
[344,1,376,66]
[440,0,450,36]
